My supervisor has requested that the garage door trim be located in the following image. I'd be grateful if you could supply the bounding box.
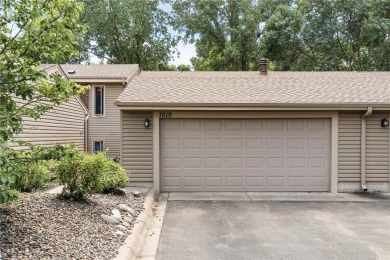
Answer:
[152,111,339,193]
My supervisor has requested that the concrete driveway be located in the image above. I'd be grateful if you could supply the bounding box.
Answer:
[156,194,390,260]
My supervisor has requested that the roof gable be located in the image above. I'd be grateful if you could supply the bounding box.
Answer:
[60,64,140,83]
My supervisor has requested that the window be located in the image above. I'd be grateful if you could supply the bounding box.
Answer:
[93,141,104,153]
[94,86,104,116]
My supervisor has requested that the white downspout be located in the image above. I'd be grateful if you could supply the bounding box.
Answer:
[361,107,373,192]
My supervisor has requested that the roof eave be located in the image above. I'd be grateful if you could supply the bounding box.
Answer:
[67,78,126,83]
[114,101,390,110]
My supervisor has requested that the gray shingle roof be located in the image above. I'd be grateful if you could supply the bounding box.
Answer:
[116,71,390,106]
[60,64,139,79]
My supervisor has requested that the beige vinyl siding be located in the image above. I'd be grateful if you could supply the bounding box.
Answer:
[338,111,390,183]
[88,84,124,158]
[122,112,153,182]
[338,112,362,182]
[10,96,85,150]
[366,113,389,182]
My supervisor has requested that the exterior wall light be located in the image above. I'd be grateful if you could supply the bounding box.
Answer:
[144,118,150,127]
[381,118,389,127]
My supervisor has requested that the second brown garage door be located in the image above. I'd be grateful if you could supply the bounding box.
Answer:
[160,119,330,192]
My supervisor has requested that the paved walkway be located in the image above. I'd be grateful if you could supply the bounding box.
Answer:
[168,192,390,202]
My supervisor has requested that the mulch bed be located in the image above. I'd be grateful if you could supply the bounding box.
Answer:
[0,191,146,260]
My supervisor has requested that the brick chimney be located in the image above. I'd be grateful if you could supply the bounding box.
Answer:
[259,58,268,75]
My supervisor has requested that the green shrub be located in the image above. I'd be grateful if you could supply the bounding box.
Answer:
[0,189,19,204]
[45,160,59,182]
[12,161,50,192]
[57,152,104,200]
[102,159,129,192]
[0,146,19,203]
[1,143,79,203]
[56,151,128,200]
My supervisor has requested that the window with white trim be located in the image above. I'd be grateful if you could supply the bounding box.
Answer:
[94,85,104,116]
[93,141,104,153]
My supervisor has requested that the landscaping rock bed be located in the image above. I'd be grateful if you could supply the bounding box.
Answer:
[0,192,146,259]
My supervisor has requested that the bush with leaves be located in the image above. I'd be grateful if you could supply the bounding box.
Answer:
[0,143,79,203]
[12,161,50,192]
[102,159,129,193]
[0,146,19,203]
[56,151,129,200]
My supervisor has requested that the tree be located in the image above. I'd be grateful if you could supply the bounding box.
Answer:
[0,0,87,143]
[81,0,177,70]
[170,0,264,71]
[0,0,87,202]
[176,64,191,71]
[261,0,390,71]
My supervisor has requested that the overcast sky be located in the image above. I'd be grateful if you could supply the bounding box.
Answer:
[170,42,196,66]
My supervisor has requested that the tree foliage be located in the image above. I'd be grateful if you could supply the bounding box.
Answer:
[81,0,177,70]
[171,0,390,71]
[0,0,87,202]
[261,0,390,71]
[170,0,264,71]
[0,0,88,143]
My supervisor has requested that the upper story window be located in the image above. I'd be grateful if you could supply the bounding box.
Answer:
[94,85,105,116]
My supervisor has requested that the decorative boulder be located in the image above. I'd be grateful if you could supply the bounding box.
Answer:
[101,214,120,225]
[118,204,135,215]
[112,209,122,222]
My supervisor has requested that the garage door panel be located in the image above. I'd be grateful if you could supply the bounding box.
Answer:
[246,177,264,186]
[308,157,327,168]
[246,138,264,149]
[204,120,224,131]
[266,120,285,131]
[183,138,203,149]
[204,157,223,168]
[288,176,306,187]
[287,120,305,130]
[308,119,327,131]
[161,138,181,149]
[161,119,330,192]
[287,138,306,149]
[287,157,306,168]
[205,138,223,149]
[266,138,285,149]
[246,157,265,168]
[246,120,264,131]
[225,120,244,131]
[162,157,181,168]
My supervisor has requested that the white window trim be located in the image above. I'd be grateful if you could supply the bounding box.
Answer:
[92,140,105,153]
[92,85,106,117]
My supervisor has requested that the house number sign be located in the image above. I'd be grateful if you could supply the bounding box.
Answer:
[159,112,172,118]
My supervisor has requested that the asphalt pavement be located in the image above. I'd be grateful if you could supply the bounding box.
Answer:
[157,200,390,260]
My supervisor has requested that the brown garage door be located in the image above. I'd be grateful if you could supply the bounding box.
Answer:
[160,119,330,192]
